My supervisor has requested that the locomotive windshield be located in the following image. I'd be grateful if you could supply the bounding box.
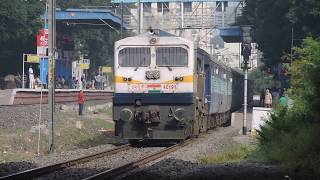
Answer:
[118,47,151,67]
[156,47,188,66]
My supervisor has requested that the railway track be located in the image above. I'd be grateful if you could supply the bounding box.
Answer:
[84,139,193,180]
[13,90,113,105]
[1,140,192,180]
[0,144,131,180]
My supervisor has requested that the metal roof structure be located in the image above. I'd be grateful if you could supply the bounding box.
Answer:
[111,0,241,3]
[219,26,241,42]
[42,8,127,29]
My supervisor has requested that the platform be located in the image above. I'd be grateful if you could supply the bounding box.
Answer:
[231,108,253,134]
[231,107,272,134]
[0,89,114,105]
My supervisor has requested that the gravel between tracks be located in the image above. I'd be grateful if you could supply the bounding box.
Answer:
[121,127,304,180]
[35,147,165,180]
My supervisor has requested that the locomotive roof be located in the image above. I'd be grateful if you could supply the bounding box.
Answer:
[138,29,177,37]
[115,29,192,47]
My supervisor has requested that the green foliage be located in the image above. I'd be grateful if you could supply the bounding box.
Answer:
[0,0,44,76]
[258,108,320,173]
[57,0,108,9]
[249,67,278,94]
[200,145,256,164]
[291,38,320,119]
[239,0,320,66]
[71,28,121,72]
[256,38,320,174]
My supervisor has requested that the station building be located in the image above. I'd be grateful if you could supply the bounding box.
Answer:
[111,0,261,70]
[23,8,124,88]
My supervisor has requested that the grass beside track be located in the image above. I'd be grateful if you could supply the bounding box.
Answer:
[199,144,257,164]
[0,103,115,163]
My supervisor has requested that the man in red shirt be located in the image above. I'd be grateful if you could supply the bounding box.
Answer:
[78,90,85,115]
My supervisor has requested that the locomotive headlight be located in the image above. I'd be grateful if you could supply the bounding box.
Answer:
[174,108,185,121]
[120,108,133,121]
[174,76,184,81]
[123,77,128,81]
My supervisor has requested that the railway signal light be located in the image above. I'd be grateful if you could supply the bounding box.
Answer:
[240,25,253,135]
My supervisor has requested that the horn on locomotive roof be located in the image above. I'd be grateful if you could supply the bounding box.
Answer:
[147,26,158,35]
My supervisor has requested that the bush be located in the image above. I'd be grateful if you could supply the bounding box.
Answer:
[256,38,320,175]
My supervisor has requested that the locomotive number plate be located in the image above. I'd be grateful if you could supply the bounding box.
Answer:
[128,83,177,92]
[162,84,177,90]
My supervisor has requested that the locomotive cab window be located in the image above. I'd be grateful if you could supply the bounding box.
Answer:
[156,47,188,66]
[118,47,151,67]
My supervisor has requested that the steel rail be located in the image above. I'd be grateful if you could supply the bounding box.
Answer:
[0,144,131,180]
[84,139,193,180]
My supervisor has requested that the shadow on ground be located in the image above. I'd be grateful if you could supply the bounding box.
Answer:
[0,161,37,177]
[76,132,127,149]
[121,158,319,180]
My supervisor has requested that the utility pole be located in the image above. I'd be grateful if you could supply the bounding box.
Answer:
[138,0,141,33]
[290,27,294,66]
[120,1,124,38]
[240,25,253,135]
[48,0,56,153]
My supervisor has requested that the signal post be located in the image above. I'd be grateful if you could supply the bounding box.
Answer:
[240,25,253,135]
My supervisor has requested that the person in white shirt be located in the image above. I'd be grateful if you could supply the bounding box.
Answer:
[28,65,35,89]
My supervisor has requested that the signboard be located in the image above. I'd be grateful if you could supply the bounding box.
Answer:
[102,66,112,73]
[37,28,48,56]
[80,58,90,69]
[27,54,40,63]
[80,63,89,69]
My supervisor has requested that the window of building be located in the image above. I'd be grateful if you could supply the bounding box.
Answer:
[157,2,169,13]
[216,1,228,12]
[156,47,188,66]
[183,2,192,12]
[118,48,151,67]
[144,3,152,13]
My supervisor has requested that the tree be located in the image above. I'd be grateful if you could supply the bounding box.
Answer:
[57,0,108,9]
[0,0,44,76]
[238,0,320,66]
[72,28,120,72]
[249,67,278,94]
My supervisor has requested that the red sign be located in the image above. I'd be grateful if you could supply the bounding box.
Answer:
[37,28,48,47]
[37,28,48,56]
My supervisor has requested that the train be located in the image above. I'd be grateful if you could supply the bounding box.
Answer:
[113,29,252,145]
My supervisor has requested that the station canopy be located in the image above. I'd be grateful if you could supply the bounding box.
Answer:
[111,0,240,3]
[42,8,127,29]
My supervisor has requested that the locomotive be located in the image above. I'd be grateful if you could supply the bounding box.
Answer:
[113,29,250,144]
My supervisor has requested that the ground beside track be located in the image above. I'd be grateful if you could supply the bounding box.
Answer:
[121,126,315,180]
[0,100,125,168]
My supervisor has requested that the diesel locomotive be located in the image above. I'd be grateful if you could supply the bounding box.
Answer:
[113,30,250,144]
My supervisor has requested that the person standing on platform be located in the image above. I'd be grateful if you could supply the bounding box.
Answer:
[279,91,288,108]
[264,89,273,108]
[78,90,85,115]
[28,65,35,89]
